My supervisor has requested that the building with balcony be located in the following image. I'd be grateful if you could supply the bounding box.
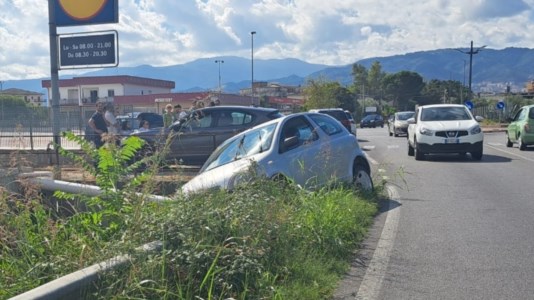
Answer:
[42,75,175,106]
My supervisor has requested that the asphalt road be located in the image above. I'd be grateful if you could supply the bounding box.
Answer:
[351,127,534,300]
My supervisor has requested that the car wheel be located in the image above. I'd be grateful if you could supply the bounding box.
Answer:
[408,140,414,156]
[389,131,393,136]
[353,164,374,192]
[414,140,424,161]
[394,128,399,137]
[519,138,527,151]
[506,134,513,147]
[471,149,483,160]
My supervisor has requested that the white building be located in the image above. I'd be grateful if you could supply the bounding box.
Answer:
[42,75,175,106]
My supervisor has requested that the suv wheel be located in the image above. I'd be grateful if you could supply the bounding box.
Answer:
[506,134,513,147]
[414,139,424,161]
[519,138,527,151]
[408,140,414,156]
[471,149,483,160]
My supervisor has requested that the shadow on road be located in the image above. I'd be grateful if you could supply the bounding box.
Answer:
[423,153,512,163]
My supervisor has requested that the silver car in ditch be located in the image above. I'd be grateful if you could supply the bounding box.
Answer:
[181,112,373,194]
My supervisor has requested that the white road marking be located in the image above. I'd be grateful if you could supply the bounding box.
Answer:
[486,144,534,163]
[362,145,376,151]
[487,142,503,147]
[356,185,401,300]
[387,145,400,149]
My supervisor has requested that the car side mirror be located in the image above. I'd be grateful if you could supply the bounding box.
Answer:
[475,116,484,122]
[407,117,416,124]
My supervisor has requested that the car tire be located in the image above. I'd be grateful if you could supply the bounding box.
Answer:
[471,149,483,160]
[394,128,399,137]
[389,131,393,136]
[519,138,527,151]
[408,140,414,156]
[353,164,374,192]
[506,134,513,147]
[414,140,424,161]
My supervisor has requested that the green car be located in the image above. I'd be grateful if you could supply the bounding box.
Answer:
[506,104,534,150]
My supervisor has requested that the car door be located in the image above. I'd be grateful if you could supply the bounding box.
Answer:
[276,116,326,188]
[169,110,216,163]
[508,108,526,142]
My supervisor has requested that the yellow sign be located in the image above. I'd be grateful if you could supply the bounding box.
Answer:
[58,0,107,20]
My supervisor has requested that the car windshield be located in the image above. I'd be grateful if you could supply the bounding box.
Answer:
[397,112,414,120]
[201,123,277,172]
[420,107,472,121]
[363,114,377,121]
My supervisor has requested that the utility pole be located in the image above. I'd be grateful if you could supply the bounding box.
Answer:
[250,31,256,106]
[215,60,224,94]
[456,41,486,97]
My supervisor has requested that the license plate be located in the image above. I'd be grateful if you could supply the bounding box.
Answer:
[444,138,459,144]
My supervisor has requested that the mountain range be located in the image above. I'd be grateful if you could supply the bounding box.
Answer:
[4,47,534,97]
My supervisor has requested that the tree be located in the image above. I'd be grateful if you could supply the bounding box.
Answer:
[420,79,468,105]
[367,61,386,100]
[351,63,368,95]
[303,78,357,112]
[382,71,425,110]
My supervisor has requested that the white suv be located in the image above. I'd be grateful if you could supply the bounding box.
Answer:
[407,104,484,160]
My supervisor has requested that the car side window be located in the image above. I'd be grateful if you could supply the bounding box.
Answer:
[308,114,343,136]
[515,109,526,122]
[529,107,534,120]
[279,116,318,153]
[229,111,253,125]
[189,111,212,128]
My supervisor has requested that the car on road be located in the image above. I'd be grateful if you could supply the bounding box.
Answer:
[129,106,283,165]
[308,108,356,134]
[407,104,484,160]
[506,104,534,150]
[360,114,384,128]
[181,112,373,195]
[388,111,415,137]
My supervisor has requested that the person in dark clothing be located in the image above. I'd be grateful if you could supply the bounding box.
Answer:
[88,101,108,148]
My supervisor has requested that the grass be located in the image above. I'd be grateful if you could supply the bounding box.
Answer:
[1,132,381,299]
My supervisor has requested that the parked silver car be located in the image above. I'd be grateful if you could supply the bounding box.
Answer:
[181,112,373,194]
[388,111,415,137]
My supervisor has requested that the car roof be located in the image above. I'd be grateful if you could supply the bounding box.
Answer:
[309,108,344,112]
[418,104,466,108]
[199,105,279,113]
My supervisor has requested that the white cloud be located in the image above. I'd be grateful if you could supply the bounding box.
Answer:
[0,0,533,79]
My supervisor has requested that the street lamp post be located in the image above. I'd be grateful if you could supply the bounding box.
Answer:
[251,31,256,106]
[215,60,224,94]
[456,41,486,97]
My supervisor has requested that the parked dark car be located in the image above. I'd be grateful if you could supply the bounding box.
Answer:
[360,114,384,128]
[129,106,284,165]
[308,108,355,134]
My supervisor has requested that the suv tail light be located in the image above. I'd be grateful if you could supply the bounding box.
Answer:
[525,123,531,133]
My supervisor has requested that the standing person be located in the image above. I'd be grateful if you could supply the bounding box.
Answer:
[174,104,187,120]
[163,104,174,127]
[88,101,108,148]
[104,103,120,135]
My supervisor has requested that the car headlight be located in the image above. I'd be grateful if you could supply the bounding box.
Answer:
[419,127,434,136]
[470,125,482,135]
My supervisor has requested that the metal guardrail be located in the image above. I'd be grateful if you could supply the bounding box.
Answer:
[9,241,163,300]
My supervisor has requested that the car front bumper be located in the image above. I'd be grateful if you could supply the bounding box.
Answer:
[417,141,483,154]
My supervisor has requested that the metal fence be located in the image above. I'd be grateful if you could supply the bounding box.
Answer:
[0,105,142,150]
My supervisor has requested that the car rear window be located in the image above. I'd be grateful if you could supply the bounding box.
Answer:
[319,110,347,121]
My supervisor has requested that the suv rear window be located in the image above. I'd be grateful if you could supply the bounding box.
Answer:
[318,110,347,121]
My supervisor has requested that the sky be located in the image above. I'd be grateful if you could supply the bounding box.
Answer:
[1,0,534,81]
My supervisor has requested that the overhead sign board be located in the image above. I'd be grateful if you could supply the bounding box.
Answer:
[59,31,118,69]
[55,0,118,27]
